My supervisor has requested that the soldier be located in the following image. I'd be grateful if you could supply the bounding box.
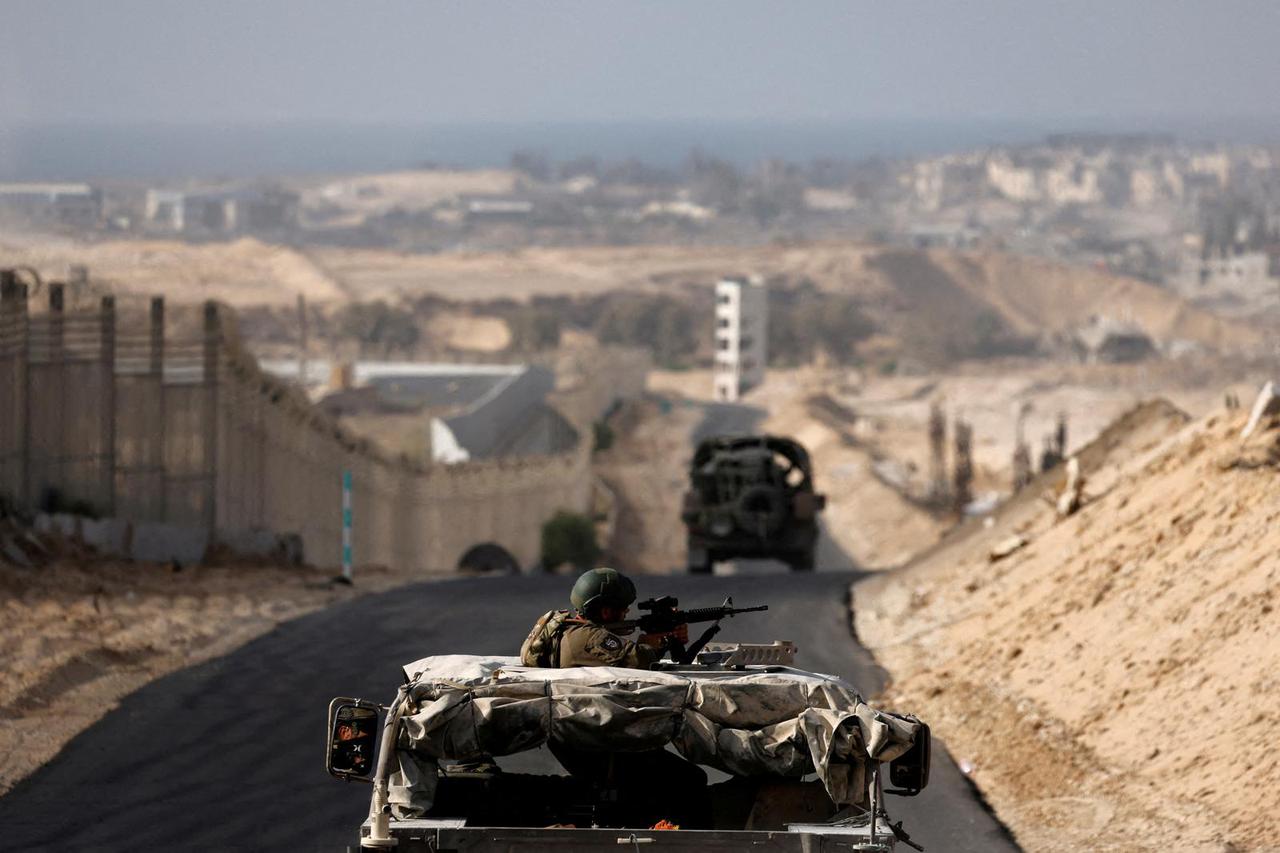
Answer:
[544,567,687,668]
[521,568,708,829]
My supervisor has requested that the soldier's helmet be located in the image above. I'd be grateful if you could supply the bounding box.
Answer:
[571,567,637,618]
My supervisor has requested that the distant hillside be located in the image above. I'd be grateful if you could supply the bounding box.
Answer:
[309,242,1265,364]
[6,233,1263,365]
[929,250,1264,352]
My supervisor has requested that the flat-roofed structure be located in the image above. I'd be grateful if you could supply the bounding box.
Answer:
[0,182,101,228]
[144,186,298,234]
[712,276,767,402]
[260,360,576,464]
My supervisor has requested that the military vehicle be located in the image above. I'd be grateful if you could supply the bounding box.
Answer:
[326,642,931,852]
[682,435,826,573]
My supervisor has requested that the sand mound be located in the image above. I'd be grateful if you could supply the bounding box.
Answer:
[425,312,511,352]
[931,250,1263,351]
[856,395,1280,851]
[0,235,346,306]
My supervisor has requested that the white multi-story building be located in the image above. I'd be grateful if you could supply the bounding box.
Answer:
[0,183,101,228]
[1173,251,1278,306]
[712,277,767,402]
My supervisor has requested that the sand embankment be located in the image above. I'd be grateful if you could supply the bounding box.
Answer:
[856,396,1280,851]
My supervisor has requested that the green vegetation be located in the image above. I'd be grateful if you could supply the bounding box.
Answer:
[540,510,601,572]
[323,283,886,369]
[768,282,877,366]
[506,307,563,351]
[593,294,699,368]
[332,301,420,357]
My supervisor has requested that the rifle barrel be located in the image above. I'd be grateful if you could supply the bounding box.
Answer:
[680,604,769,622]
[604,604,768,634]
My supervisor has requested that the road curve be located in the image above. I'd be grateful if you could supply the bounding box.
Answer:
[0,571,1017,852]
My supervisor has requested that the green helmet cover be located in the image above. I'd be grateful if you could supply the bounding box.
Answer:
[571,567,636,617]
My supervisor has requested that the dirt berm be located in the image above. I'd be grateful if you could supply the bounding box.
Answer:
[855,396,1280,852]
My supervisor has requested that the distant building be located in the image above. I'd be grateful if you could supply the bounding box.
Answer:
[1173,250,1279,305]
[637,199,715,222]
[460,194,534,222]
[713,277,767,402]
[1074,317,1157,364]
[262,360,577,464]
[0,183,101,228]
[429,364,576,463]
[905,224,981,249]
[145,186,298,234]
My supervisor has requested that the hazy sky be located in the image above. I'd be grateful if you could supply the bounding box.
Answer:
[5,0,1279,125]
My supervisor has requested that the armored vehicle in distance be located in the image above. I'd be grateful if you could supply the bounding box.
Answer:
[682,435,826,573]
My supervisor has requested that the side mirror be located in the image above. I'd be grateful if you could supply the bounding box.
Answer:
[327,698,380,782]
[886,719,930,796]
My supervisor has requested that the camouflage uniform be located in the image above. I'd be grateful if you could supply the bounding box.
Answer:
[548,619,709,829]
[557,623,659,670]
[531,568,710,828]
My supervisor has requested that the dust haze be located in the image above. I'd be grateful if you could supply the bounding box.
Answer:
[2,4,1280,851]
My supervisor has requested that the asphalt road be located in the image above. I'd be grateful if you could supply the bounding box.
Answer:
[0,402,1018,851]
[0,572,1015,852]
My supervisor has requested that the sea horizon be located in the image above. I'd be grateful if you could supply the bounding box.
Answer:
[2,116,1278,182]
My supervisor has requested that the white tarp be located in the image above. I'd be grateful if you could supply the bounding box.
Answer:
[389,655,921,817]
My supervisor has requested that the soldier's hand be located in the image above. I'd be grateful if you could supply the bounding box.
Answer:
[639,624,689,649]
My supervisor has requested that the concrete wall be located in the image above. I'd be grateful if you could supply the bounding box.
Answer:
[213,323,593,570]
[0,276,645,573]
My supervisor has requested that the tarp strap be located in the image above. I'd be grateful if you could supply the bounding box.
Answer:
[675,678,697,739]
[430,678,476,693]
[544,679,554,742]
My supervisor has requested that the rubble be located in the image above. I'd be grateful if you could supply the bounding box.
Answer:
[1054,457,1085,518]
[988,535,1027,562]
[1239,380,1280,440]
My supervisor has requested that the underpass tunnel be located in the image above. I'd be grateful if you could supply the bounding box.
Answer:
[457,542,520,574]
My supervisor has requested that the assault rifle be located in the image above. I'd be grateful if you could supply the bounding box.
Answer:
[605,596,768,664]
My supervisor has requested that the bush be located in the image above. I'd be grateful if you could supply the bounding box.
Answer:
[769,283,878,366]
[593,294,699,368]
[507,307,562,351]
[332,301,420,357]
[540,510,601,572]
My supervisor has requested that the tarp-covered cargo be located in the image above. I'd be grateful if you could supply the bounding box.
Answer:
[390,655,921,817]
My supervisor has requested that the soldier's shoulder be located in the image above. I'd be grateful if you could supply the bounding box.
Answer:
[585,627,628,656]
[564,623,616,643]
[562,624,628,658]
